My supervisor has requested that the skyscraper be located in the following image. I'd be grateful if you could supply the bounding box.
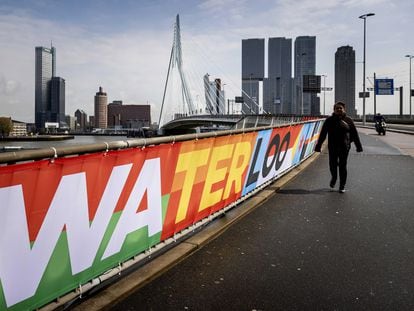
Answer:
[264,37,293,114]
[94,86,108,128]
[294,36,319,115]
[50,77,65,125]
[75,109,88,131]
[204,74,225,114]
[35,46,56,130]
[335,46,356,116]
[241,39,264,114]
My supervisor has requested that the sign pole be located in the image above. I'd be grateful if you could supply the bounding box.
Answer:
[374,72,376,116]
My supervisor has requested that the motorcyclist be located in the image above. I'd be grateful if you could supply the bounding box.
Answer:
[374,113,386,124]
[374,113,386,134]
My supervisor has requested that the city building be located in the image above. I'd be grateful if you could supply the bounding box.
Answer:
[204,74,225,114]
[241,38,264,114]
[107,101,151,128]
[10,120,28,137]
[263,37,293,114]
[35,46,56,130]
[89,116,95,131]
[335,46,356,116]
[34,45,67,131]
[94,86,108,129]
[50,77,66,125]
[75,109,88,131]
[294,36,319,115]
[65,115,76,131]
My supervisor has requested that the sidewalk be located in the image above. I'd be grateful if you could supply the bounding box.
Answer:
[79,130,414,311]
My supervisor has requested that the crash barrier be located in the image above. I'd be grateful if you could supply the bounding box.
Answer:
[0,119,323,310]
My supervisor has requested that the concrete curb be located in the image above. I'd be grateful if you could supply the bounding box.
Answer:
[72,152,321,311]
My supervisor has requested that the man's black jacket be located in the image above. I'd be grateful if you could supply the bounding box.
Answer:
[315,114,363,152]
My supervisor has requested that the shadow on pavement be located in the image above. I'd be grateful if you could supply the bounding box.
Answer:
[276,188,332,195]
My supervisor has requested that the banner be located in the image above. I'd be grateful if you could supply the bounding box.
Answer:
[0,121,322,310]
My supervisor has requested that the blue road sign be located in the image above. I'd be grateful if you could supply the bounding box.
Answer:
[375,79,394,95]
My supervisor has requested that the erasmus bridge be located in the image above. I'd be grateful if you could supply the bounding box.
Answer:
[157,15,306,134]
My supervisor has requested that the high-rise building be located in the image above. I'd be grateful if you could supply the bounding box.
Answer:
[50,77,65,125]
[294,36,319,115]
[241,39,264,114]
[35,46,56,130]
[264,37,293,114]
[335,46,356,116]
[204,74,225,114]
[94,87,108,128]
[75,109,88,131]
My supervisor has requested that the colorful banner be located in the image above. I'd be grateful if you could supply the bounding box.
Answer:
[0,121,322,310]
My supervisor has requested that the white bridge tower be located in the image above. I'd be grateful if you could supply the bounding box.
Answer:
[158,15,195,127]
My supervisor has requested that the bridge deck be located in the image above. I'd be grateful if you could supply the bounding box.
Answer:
[75,128,414,310]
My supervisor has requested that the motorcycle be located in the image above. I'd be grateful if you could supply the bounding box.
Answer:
[375,121,387,135]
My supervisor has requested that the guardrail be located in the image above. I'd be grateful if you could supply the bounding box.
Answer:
[0,119,323,310]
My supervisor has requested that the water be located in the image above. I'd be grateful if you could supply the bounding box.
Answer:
[0,135,129,151]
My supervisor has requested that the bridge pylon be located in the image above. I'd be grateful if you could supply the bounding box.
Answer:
[158,14,195,128]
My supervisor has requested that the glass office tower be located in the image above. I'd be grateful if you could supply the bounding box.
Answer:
[264,37,293,114]
[294,36,319,115]
[241,39,264,114]
[35,46,56,130]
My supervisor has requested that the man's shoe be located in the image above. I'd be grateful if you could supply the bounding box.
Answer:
[330,179,336,189]
[339,186,346,193]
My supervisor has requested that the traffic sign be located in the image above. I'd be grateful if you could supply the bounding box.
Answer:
[359,92,370,98]
[303,75,321,93]
[375,78,394,95]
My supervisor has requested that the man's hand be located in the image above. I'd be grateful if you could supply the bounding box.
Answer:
[356,147,363,152]
[315,145,321,152]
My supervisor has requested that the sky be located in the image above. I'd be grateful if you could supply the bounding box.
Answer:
[0,0,413,124]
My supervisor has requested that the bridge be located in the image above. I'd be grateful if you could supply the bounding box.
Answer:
[1,14,414,311]
[76,125,414,311]
[1,120,414,310]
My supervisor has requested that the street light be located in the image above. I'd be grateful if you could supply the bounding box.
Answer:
[359,12,375,125]
[298,52,306,115]
[321,74,327,115]
[405,55,413,118]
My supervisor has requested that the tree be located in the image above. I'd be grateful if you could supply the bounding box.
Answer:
[0,117,13,137]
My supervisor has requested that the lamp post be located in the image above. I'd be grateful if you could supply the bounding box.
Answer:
[249,73,253,114]
[405,55,413,118]
[321,74,327,115]
[298,52,307,115]
[359,13,375,125]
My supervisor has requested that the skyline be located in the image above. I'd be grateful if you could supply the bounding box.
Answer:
[0,0,413,123]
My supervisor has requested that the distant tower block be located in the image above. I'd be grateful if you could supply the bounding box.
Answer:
[94,86,108,128]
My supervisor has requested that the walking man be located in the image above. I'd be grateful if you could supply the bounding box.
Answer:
[314,101,363,193]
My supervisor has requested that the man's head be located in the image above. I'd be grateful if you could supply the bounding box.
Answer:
[333,102,346,116]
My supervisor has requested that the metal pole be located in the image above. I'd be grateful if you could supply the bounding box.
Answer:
[410,57,412,118]
[301,56,304,115]
[359,13,375,125]
[322,75,326,115]
[362,17,367,125]
[250,74,252,113]
[374,72,376,116]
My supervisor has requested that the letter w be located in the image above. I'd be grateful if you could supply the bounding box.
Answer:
[0,164,132,307]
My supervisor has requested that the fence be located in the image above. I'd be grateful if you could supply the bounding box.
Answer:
[0,119,323,310]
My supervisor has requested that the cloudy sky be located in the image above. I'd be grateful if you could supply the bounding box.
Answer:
[0,0,413,123]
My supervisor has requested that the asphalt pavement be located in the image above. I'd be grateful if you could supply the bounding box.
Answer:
[77,129,414,311]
